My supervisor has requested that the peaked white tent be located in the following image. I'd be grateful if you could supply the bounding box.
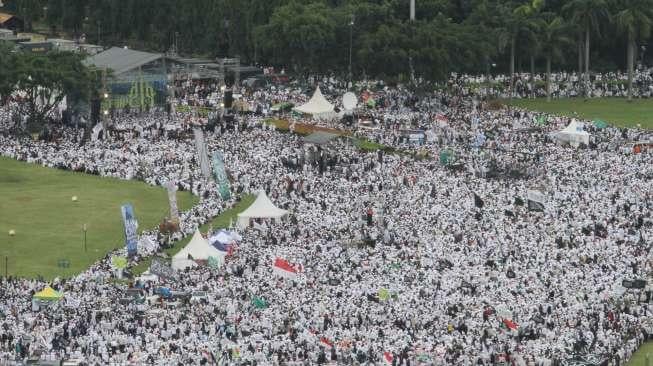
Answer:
[172,229,225,270]
[294,86,335,115]
[237,190,289,228]
[554,119,590,147]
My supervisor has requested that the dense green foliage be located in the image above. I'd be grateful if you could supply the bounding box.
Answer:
[0,42,95,131]
[2,0,653,81]
[0,156,198,279]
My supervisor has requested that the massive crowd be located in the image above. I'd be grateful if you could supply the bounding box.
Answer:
[0,73,652,366]
[446,69,653,99]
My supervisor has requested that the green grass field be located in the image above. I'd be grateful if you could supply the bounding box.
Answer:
[628,342,653,366]
[506,98,653,129]
[0,156,198,279]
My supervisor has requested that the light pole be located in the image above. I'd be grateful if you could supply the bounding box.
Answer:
[348,14,354,86]
[83,224,87,252]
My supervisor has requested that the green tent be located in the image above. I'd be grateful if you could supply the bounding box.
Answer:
[271,102,294,112]
[439,149,454,166]
[378,288,390,301]
[208,256,222,269]
[593,120,608,129]
[252,296,268,309]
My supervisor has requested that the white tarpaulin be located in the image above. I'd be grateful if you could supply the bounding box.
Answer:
[294,86,334,115]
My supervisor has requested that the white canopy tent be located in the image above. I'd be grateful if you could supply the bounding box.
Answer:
[293,86,335,116]
[237,190,289,228]
[172,230,225,270]
[554,119,590,147]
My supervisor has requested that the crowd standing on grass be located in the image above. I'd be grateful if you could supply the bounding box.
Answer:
[443,69,653,99]
[0,72,653,366]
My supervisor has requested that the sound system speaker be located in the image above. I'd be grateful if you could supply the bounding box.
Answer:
[224,90,233,109]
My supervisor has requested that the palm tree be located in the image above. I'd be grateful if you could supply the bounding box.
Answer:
[615,0,653,101]
[540,16,572,102]
[504,0,542,98]
[563,0,610,97]
[514,0,545,98]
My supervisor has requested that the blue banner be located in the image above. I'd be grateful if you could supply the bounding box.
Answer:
[121,204,139,256]
[212,152,231,200]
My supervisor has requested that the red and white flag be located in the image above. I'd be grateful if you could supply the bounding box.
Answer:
[383,351,393,365]
[273,257,301,279]
[320,337,333,348]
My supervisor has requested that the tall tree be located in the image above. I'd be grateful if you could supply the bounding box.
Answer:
[539,16,572,101]
[514,0,545,98]
[614,0,653,101]
[12,51,94,132]
[0,41,17,105]
[502,0,542,98]
[563,0,610,97]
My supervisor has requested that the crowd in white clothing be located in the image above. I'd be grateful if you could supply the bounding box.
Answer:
[0,78,652,366]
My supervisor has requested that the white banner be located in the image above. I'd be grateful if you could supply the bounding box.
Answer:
[165,181,179,221]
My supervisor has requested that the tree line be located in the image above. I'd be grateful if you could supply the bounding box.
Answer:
[2,0,653,99]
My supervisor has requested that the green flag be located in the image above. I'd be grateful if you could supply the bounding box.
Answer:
[208,256,221,269]
[536,116,547,125]
[252,296,268,309]
[593,120,608,129]
[378,288,390,301]
[111,256,128,270]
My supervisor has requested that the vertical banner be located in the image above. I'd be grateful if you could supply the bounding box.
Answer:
[165,181,179,221]
[212,152,231,200]
[121,204,139,256]
[193,128,212,180]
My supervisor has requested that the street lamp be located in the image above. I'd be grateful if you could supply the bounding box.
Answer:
[348,14,355,87]
[82,224,87,252]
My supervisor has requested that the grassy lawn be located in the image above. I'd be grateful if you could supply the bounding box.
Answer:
[131,194,255,276]
[628,342,653,366]
[0,157,197,279]
[506,98,653,129]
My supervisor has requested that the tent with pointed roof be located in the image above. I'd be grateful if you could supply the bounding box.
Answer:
[554,119,590,147]
[33,286,63,301]
[237,190,289,228]
[172,229,225,270]
[294,86,335,115]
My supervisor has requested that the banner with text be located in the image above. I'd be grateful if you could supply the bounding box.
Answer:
[212,151,231,200]
[121,204,139,256]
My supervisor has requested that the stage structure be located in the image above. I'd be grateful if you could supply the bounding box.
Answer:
[85,47,168,113]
